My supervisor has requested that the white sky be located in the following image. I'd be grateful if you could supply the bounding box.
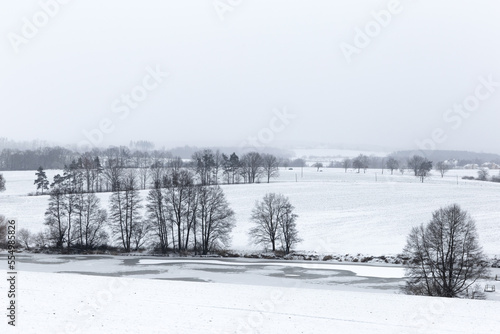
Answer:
[1,0,499,153]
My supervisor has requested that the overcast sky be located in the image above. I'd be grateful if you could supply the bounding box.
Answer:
[1,0,499,153]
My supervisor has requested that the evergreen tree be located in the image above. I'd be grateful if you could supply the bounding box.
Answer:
[34,166,49,194]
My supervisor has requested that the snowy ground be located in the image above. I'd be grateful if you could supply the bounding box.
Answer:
[1,168,499,256]
[1,267,499,334]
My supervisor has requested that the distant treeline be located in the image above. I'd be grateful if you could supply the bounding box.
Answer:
[1,142,499,172]
[0,145,293,172]
[390,150,500,166]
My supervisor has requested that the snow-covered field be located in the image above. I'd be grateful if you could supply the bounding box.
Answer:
[2,169,500,333]
[1,268,499,334]
[1,167,499,256]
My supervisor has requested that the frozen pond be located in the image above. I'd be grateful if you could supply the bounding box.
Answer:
[4,253,406,294]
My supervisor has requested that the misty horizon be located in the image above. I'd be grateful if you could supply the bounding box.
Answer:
[2,1,500,154]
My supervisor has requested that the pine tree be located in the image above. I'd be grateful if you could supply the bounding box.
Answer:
[34,166,49,194]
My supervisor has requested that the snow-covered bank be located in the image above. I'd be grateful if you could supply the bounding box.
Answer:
[1,270,499,334]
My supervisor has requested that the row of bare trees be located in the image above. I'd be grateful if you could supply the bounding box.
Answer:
[192,149,280,185]
[33,149,285,197]
[21,167,304,255]
[40,168,237,255]
[145,170,235,254]
[337,154,442,183]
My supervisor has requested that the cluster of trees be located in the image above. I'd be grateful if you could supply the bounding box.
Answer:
[31,149,288,196]
[334,154,442,183]
[249,193,301,254]
[136,169,236,255]
[474,168,500,183]
[40,168,237,254]
[0,143,294,173]
[26,160,302,255]
[403,204,489,298]
[43,168,109,249]
[0,147,72,170]
[191,149,280,185]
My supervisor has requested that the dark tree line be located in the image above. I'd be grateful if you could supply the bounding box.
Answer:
[330,154,436,183]
[192,149,280,185]
[30,148,287,198]
[38,166,238,255]
[25,166,305,255]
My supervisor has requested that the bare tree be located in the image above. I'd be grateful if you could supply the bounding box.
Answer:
[352,154,369,173]
[212,150,223,185]
[149,159,166,189]
[342,158,351,173]
[477,168,489,181]
[249,193,300,253]
[132,219,151,251]
[44,189,67,248]
[33,231,48,248]
[416,159,433,183]
[261,153,280,183]
[241,152,263,183]
[0,215,6,245]
[109,172,142,252]
[80,153,95,192]
[168,156,184,173]
[103,158,124,192]
[408,155,426,176]
[386,157,399,175]
[435,161,451,178]
[313,162,323,171]
[75,193,108,249]
[192,149,215,186]
[402,204,489,298]
[146,187,170,254]
[163,170,197,252]
[196,185,235,254]
[278,200,301,254]
[138,152,151,190]
[17,228,32,249]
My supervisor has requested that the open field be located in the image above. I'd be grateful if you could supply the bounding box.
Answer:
[1,167,499,256]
